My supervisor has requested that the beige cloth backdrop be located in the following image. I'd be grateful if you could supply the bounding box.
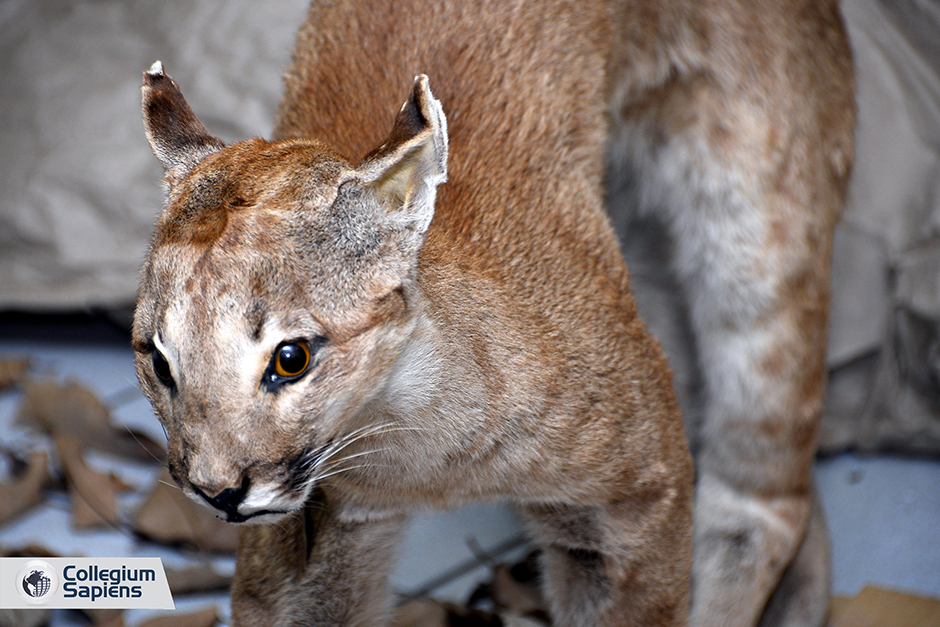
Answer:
[0,0,309,309]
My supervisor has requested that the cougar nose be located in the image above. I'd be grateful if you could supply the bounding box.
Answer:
[193,476,250,516]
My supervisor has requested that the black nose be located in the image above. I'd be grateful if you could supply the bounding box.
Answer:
[194,476,250,515]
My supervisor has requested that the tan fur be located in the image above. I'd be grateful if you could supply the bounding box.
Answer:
[134,0,854,625]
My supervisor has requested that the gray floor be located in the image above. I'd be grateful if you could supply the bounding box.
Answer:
[0,319,938,625]
[816,453,940,599]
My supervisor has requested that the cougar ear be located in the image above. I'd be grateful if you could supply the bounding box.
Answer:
[356,74,448,235]
[141,61,225,188]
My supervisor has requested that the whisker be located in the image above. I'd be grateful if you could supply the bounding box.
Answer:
[317,448,388,470]
[119,423,166,465]
[307,425,387,467]
[289,422,428,491]
[328,422,397,447]
[311,463,384,483]
[314,424,424,468]
[334,421,426,446]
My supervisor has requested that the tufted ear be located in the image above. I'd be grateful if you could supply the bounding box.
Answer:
[356,74,448,235]
[141,61,225,188]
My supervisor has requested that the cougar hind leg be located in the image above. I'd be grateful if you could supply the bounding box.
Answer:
[614,210,831,627]
[757,486,831,627]
[607,35,851,627]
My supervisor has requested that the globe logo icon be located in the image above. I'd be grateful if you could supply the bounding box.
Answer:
[16,560,58,604]
[22,570,52,598]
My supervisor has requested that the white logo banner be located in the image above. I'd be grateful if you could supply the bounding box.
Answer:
[0,557,175,610]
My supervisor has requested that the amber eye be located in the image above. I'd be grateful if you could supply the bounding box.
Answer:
[152,350,173,384]
[274,342,311,378]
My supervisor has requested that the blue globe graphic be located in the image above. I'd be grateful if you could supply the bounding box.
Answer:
[22,570,51,598]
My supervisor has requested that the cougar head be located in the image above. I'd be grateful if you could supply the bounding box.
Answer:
[133,62,447,523]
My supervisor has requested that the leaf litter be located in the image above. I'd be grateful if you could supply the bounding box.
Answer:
[0,363,232,626]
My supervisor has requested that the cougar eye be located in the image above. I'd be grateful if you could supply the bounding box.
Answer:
[274,341,311,378]
[152,349,173,385]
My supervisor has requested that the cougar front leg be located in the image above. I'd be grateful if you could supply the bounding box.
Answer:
[232,492,406,627]
[521,492,692,627]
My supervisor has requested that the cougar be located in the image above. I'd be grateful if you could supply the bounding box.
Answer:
[133,0,854,625]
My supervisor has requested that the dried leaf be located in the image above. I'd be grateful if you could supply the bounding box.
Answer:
[443,603,503,627]
[1,545,58,558]
[491,563,545,618]
[393,599,502,627]
[165,564,232,595]
[134,471,239,553]
[17,379,165,462]
[71,490,117,528]
[0,608,50,627]
[393,599,448,627]
[55,433,119,528]
[18,379,109,438]
[0,357,29,390]
[136,606,218,627]
[0,451,52,525]
[830,586,940,627]
[501,616,548,627]
[110,474,134,492]
[88,608,125,627]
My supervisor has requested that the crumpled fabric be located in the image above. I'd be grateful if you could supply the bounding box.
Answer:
[0,0,308,309]
[822,0,940,456]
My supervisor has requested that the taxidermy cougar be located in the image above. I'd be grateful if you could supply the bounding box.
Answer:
[134,0,854,625]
